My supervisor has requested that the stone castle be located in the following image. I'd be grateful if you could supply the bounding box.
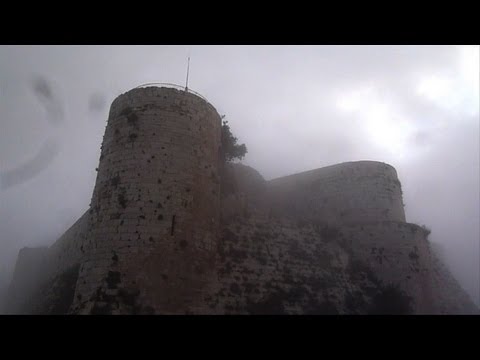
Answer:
[4,85,478,314]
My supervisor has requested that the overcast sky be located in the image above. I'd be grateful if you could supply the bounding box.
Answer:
[0,45,478,305]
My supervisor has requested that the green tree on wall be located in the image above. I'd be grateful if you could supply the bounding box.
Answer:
[221,115,247,162]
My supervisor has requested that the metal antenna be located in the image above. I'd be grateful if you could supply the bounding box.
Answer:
[185,56,190,92]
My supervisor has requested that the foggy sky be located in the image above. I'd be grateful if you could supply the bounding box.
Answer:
[0,45,478,305]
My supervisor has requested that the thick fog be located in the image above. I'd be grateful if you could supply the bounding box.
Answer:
[0,45,478,306]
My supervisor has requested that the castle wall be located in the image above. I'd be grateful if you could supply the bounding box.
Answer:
[203,217,433,314]
[71,87,222,314]
[336,221,476,314]
[338,221,435,313]
[48,210,90,276]
[5,210,90,314]
[427,249,479,314]
[220,163,269,221]
[204,217,476,314]
[6,87,477,314]
[267,161,406,225]
[206,216,356,314]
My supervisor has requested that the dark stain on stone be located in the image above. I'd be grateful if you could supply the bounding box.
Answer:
[118,192,127,209]
[111,175,121,187]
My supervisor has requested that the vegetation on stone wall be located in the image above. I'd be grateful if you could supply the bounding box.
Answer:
[421,224,432,238]
[221,116,247,162]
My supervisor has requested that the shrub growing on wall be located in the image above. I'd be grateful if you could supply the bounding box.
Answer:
[421,225,432,238]
[221,116,247,162]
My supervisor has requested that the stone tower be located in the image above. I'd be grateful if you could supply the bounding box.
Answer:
[72,86,222,314]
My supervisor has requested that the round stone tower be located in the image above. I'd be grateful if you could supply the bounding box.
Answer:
[72,86,222,314]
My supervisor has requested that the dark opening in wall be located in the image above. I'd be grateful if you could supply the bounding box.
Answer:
[171,215,176,236]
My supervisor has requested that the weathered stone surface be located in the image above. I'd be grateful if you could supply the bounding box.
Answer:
[268,161,406,225]
[4,86,477,315]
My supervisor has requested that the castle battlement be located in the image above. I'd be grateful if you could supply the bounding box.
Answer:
[268,160,406,226]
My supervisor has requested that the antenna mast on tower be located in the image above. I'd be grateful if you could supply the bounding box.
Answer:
[185,56,190,92]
